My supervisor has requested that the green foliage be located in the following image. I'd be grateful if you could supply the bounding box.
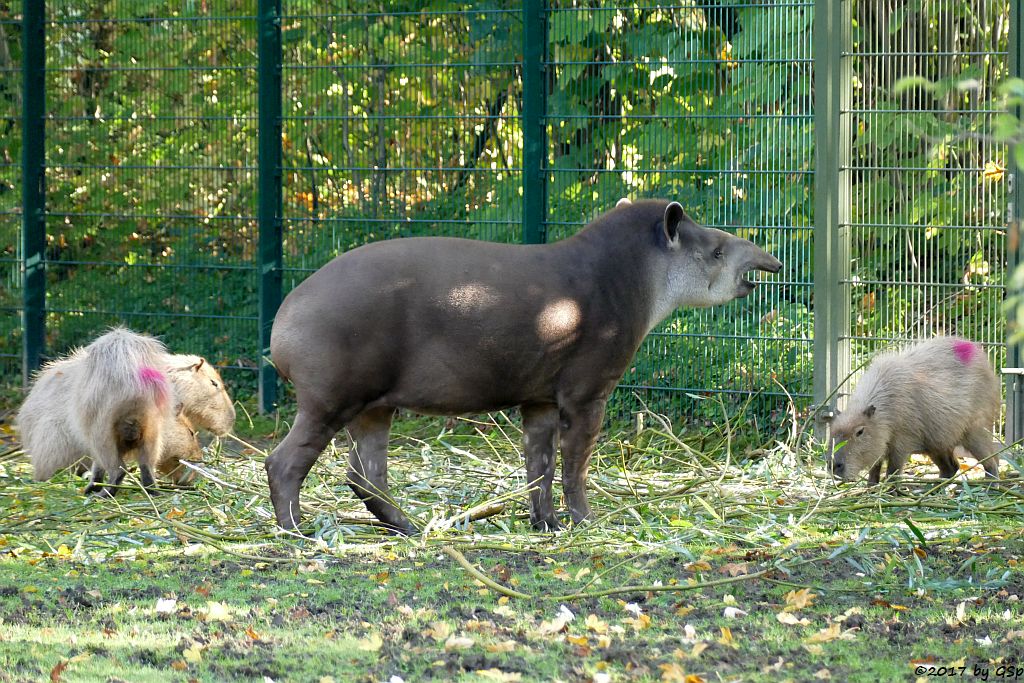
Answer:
[0,1,1013,421]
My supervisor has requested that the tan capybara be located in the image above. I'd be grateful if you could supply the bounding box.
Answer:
[17,328,235,493]
[827,336,1001,483]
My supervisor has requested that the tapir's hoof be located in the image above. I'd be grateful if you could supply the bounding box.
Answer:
[380,521,418,537]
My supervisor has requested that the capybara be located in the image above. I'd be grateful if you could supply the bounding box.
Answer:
[267,199,782,533]
[17,328,235,492]
[827,336,1001,483]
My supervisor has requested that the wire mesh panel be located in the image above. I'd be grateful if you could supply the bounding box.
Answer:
[544,2,814,423]
[843,1,1010,391]
[279,2,523,291]
[0,5,20,376]
[39,3,259,387]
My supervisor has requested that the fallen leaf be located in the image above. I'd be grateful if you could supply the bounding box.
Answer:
[49,661,68,683]
[685,561,712,572]
[183,645,203,663]
[719,562,750,577]
[170,660,188,671]
[357,633,383,651]
[814,668,832,679]
[203,601,232,623]
[805,623,856,645]
[485,640,517,653]
[723,607,747,619]
[718,626,737,648]
[537,605,574,636]
[426,622,451,642]
[155,598,177,614]
[585,614,609,634]
[658,662,687,682]
[624,613,652,631]
[444,635,474,651]
[244,626,262,641]
[474,670,522,682]
[784,588,817,610]
[777,611,810,626]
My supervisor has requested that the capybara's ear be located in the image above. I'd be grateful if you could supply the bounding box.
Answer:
[863,405,876,418]
[616,197,632,208]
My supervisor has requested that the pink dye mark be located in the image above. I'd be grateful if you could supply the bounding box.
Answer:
[138,366,169,408]
[952,339,978,365]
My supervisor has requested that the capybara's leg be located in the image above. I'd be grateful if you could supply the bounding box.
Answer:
[346,407,412,535]
[99,463,127,498]
[867,461,882,485]
[558,399,606,525]
[927,449,960,479]
[963,426,1000,477]
[84,465,105,494]
[266,409,341,530]
[158,454,197,486]
[521,403,561,531]
[136,427,162,491]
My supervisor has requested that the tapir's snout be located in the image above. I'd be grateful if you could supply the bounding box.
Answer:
[735,244,782,297]
[760,254,783,274]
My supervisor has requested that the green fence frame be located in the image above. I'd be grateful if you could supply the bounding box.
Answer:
[20,0,43,385]
[8,1,1022,440]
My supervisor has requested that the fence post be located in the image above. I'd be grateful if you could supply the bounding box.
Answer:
[522,0,547,245]
[1006,0,1024,445]
[257,0,283,413]
[812,0,851,426]
[21,0,45,386]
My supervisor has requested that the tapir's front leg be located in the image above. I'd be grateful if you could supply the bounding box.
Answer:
[559,399,607,525]
[521,403,561,530]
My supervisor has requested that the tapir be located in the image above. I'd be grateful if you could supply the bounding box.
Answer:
[266,199,782,533]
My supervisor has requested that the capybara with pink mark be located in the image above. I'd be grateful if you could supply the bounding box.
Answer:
[17,328,235,493]
[827,336,1001,483]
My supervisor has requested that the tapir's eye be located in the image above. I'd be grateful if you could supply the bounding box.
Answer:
[713,247,723,259]
[853,426,865,438]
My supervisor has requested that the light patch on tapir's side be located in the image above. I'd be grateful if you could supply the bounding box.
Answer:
[536,297,582,349]
[445,283,498,314]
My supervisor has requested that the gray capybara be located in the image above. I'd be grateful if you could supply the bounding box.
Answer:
[17,328,235,492]
[266,199,782,533]
[827,336,1001,483]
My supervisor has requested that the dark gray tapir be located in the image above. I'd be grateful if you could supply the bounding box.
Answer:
[267,199,782,533]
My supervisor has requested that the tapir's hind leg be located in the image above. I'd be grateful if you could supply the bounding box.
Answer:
[559,399,606,525]
[346,407,414,535]
[521,403,561,531]
[266,409,344,530]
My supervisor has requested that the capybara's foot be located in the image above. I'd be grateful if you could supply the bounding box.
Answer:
[530,513,563,532]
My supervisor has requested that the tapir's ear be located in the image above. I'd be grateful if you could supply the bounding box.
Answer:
[663,202,686,246]
[863,405,876,418]
[616,197,632,208]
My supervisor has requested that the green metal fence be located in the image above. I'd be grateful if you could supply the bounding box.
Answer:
[2,1,1019,438]
[0,6,20,379]
[816,0,1012,426]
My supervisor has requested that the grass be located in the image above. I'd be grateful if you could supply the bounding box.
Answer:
[1,398,1023,682]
